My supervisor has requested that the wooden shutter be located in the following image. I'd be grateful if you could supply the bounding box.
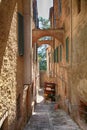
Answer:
[60,45,62,61]
[66,37,69,62]
[58,0,62,18]
[54,49,56,63]
[54,15,56,28]
[33,43,37,62]
[56,47,59,63]
[18,13,24,56]
[52,52,54,63]
[54,47,59,63]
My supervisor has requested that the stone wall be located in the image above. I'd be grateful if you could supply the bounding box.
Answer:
[0,0,39,130]
[0,1,18,130]
[0,0,28,130]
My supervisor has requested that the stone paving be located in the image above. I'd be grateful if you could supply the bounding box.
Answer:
[24,89,81,130]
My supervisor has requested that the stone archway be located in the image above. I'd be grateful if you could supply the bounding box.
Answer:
[37,40,54,47]
[32,28,64,43]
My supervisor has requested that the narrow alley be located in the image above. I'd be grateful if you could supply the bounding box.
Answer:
[0,0,87,130]
[24,89,81,130]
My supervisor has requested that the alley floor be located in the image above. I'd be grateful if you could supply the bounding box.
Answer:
[24,89,81,130]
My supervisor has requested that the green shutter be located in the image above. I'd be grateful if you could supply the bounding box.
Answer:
[18,13,24,56]
[34,43,37,62]
[56,47,59,62]
[54,47,59,63]
[52,52,54,63]
[60,45,62,61]
[54,49,56,63]
[58,0,62,18]
[66,37,69,62]
[55,49,56,62]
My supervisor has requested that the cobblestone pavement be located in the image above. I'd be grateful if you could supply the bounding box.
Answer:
[24,89,81,130]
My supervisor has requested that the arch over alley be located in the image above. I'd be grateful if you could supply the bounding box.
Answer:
[37,40,53,47]
[32,28,64,43]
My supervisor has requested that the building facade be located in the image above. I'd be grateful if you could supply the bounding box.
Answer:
[0,0,38,130]
[47,0,87,129]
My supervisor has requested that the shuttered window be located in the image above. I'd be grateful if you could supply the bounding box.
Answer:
[54,47,59,63]
[56,47,59,63]
[58,0,62,18]
[54,15,56,28]
[33,43,37,62]
[66,37,69,62]
[18,13,24,56]
[52,52,54,63]
[54,49,56,63]
[60,45,62,61]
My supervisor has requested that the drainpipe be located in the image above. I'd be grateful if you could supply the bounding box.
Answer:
[23,0,32,85]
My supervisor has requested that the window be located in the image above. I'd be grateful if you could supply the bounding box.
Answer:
[77,0,81,13]
[54,14,56,28]
[54,47,59,63]
[66,37,69,62]
[56,47,59,62]
[60,45,62,61]
[33,43,37,62]
[33,0,38,28]
[58,0,62,18]
[18,13,24,56]
[54,49,56,63]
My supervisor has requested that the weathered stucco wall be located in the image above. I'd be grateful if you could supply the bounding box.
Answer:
[48,0,87,129]
[69,0,87,122]
[52,0,71,111]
